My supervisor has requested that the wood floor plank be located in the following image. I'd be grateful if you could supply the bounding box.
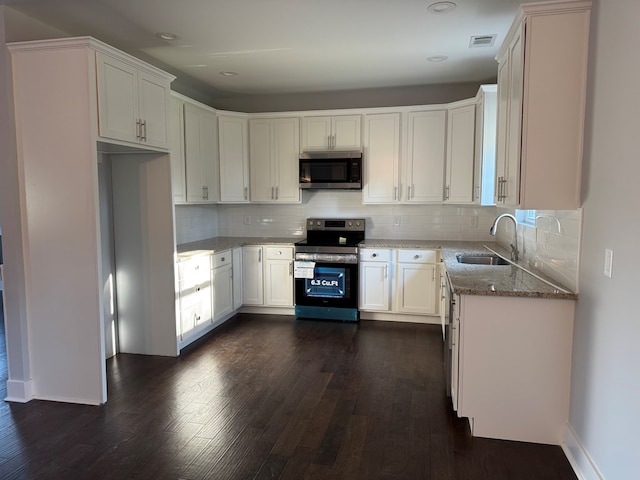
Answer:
[0,313,578,480]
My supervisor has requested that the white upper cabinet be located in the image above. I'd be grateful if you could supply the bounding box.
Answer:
[218,114,250,203]
[495,1,591,209]
[445,102,476,204]
[249,117,301,203]
[301,115,361,151]
[184,102,218,203]
[474,85,497,205]
[96,52,172,150]
[405,110,446,203]
[362,113,401,204]
[169,95,186,203]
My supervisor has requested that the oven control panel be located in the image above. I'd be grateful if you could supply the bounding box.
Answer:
[306,218,365,231]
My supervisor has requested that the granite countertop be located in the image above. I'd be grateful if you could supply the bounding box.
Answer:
[363,239,577,300]
[176,236,298,260]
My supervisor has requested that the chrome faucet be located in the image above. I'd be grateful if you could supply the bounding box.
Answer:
[490,213,519,262]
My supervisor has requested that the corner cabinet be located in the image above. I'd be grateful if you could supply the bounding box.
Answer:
[242,245,294,308]
[184,102,218,203]
[301,115,361,151]
[219,114,250,203]
[96,52,173,150]
[359,248,440,318]
[495,1,591,209]
[249,118,301,203]
[444,101,476,204]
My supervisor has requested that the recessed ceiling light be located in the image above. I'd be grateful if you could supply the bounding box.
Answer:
[427,55,449,63]
[156,32,177,41]
[427,2,457,14]
[220,71,239,77]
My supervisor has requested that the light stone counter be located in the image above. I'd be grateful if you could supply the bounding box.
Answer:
[176,236,298,261]
[362,239,577,300]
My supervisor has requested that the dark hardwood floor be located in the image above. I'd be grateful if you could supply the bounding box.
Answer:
[0,309,577,480]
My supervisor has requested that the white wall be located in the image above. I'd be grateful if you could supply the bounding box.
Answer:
[564,0,640,478]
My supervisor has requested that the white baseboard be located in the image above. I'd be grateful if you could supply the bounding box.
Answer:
[4,378,34,403]
[359,311,440,324]
[562,424,604,480]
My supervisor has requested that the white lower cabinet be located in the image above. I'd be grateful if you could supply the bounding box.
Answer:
[359,248,439,317]
[394,249,438,314]
[212,251,234,321]
[359,249,392,311]
[242,245,294,308]
[177,254,213,343]
[451,294,575,444]
[232,247,243,310]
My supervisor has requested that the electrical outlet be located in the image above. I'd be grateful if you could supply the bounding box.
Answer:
[393,216,401,227]
[604,248,613,278]
[243,216,251,225]
[469,216,478,227]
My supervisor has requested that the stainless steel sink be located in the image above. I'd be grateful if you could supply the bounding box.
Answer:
[456,253,510,265]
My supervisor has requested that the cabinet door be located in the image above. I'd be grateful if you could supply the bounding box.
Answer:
[213,264,234,320]
[445,104,476,204]
[363,113,401,204]
[451,295,460,412]
[359,262,390,311]
[169,96,186,203]
[396,263,437,314]
[301,116,332,150]
[405,110,446,203]
[242,246,264,305]
[264,259,293,307]
[505,29,523,207]
[249,119,275,201]
[96,53,139,144]
[138,71,170,149]
[273,118,300,203]
[232,247,243,310]
[495,58,510,205]
[184,103,218,203]
[332,115,361,150]
[219,115,249,203]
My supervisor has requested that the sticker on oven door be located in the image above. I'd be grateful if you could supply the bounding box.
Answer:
[294,261,315,279]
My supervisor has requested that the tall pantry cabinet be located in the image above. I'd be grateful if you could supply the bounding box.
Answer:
[7,37,177,405]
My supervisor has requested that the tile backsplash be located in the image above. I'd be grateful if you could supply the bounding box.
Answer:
[494,207,582,293]
[176,191,499,242]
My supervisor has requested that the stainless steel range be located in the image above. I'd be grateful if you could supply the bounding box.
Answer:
[294,218,365,322]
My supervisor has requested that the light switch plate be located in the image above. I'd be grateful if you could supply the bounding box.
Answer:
[604,248,613,278]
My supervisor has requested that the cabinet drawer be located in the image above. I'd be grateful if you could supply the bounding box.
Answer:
[178,255,211,286]
[265,246,293,260]
[359,249,392,262]
[212,250,232,269]
[397,249,438,264]
[178,282,212,310]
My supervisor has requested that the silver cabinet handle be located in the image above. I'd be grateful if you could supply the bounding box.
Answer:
[258,249,262,263]
[244,186,248,200]
[289,261,293,276]
[394,186,398,201]
[372,253,377,258]
[275,186,279,200]
[202,186,208,200]
[271,186,275,200]
[141,120,147,141]
[221,257,226,262]
[445,185,450,200]
[136,119,141,140]
[328,135,332,149]
[384,264,388,279]
[414,254,420,260]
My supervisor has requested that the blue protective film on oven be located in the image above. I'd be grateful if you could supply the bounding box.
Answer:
[305,267,346,298]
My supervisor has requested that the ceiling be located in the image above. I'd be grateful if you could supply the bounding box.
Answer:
[2,0,524,97]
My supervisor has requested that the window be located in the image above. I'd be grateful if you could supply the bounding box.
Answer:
[516,209,536,227]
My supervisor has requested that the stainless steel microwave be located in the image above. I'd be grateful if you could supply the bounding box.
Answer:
[299,151,362,190]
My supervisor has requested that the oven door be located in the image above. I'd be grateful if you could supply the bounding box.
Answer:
[294,260,358,310]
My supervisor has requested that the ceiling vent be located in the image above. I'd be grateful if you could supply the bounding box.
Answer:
[469,34,497,48]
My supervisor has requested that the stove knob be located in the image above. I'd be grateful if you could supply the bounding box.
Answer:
[348,221,353,227]
[356,221,361,227]
[309,220,314,226]
[316,221,321,226]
